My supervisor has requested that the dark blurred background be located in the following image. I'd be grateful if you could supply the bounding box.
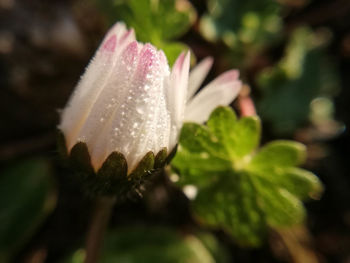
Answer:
[0,0,350,262]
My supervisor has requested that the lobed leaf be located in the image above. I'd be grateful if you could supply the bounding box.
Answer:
[172,106,323,246]
[248,140,306,171]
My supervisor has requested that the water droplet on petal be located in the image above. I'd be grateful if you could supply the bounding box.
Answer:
[136,107,144,114]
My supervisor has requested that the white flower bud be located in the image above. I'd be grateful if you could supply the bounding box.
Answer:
[59,22,242,173]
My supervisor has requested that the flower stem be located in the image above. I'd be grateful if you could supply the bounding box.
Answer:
[84,196,116,263]
[238,84,257,117]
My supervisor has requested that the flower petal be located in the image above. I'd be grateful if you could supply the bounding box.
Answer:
[166,51,190,150]
[187,57,213,100]
[90,44,171,171]
[77,41,139,162]
[185,70,242,123]
[59,23,135,150]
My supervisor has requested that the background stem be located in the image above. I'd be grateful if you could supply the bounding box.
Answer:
[238,84,257,117]
[84,196,116,263]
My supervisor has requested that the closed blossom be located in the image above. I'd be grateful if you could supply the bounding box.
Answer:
[59,22,242,172]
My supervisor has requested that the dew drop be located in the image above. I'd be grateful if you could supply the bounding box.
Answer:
[136,107,144,114]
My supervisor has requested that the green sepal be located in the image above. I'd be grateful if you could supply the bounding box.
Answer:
[69,142,94,175]
[154,148,168,169]
[56,129,68,159]
[57,131,168,198]
[91,152,129,197]
[129,151,155,181]
[98,152,128,179]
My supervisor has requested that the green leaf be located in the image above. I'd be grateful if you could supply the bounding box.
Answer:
[172,149,231,188]
[192,171,266,246]
[207,106,238,158]
[96,0,196,65]
[0,159,56,261]
[229,116,261,158]
[172,106,322,246]
[261,167,324,200]
[252,176,305,226]
[114,0,195,41]
[257,27,340,134]
[179,123,227,158]
[196,232,230,263]
[199,0,282,55]
[207,107,260,159]
[158,41,190,66]
[100,226,217,263]
[62,226,227,263]
[248,140,306,170]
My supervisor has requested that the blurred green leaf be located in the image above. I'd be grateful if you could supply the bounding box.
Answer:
[257,27,340,134]
[0,158,56,261]
[249,140,306,169]
[196,232,230,263]
[172,106,323,246]
[200,0,282,52]
[158,41,190,65]
[102,227,217,263]
[62,249,85,263]
[96,0,196,65]
[63,226,227,263]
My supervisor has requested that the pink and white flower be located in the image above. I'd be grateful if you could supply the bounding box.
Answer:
[59,22,241,172]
